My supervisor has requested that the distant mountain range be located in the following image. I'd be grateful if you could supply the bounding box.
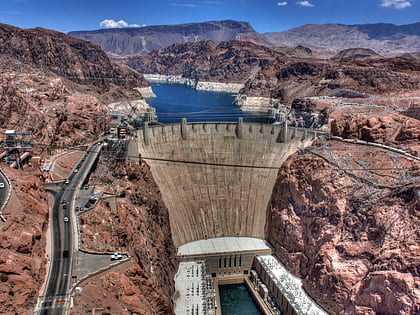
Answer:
[68,20,270,58]
[69,20,420,58]
[264,22,420,57]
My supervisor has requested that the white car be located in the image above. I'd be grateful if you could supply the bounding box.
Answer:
[110,253,122,260]
[0,183,4,188]
[63,216,69,223]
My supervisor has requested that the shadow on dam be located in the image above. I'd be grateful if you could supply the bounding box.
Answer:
[136,119,321,247]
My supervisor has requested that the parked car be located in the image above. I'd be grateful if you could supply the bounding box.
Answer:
[110,252,122,260]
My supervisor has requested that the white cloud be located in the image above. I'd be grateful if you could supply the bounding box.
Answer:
[380,0,412,9]
[277,2,288,6]
[99,19,142,29]
[296,1,314,6]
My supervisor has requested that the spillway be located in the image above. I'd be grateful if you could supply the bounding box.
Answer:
[136,119,317,247]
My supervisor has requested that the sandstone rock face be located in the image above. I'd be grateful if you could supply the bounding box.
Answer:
[75,160,177,314]
[267,139,420,314]
[0,169,49,314]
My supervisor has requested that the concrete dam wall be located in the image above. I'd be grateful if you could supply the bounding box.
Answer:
[136,120,318,247]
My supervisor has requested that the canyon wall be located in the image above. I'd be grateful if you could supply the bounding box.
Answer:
[0,168,49,314]
[136,122,317,247]
[72,160,177,314]
[267,138,420,314]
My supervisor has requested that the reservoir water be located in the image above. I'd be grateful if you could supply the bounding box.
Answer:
[147,83,267,124]
[219,284,262,315]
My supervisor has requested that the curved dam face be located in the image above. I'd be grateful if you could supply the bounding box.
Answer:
[136,121,317,247]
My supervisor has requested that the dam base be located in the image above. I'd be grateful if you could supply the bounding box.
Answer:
[173,238,328,315]
[174,237,272,315]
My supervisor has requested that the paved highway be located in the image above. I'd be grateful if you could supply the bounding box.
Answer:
[39,143,102,315]
[0,169,10,224]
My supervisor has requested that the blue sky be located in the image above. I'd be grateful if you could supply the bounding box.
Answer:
[1,0,418,33]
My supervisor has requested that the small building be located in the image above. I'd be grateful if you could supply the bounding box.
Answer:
[5,130,17,147]
[117,122,129,138]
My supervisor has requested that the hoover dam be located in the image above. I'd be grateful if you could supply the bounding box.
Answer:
[137,119,320,247]
[136,119,327,314]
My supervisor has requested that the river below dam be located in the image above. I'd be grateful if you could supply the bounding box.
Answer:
[219,284,262,315]
[147,83,267,124]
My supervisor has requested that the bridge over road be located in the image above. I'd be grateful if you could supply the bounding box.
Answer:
[137,119,322,247]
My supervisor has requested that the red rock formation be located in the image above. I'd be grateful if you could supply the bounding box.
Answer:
[0,23,149,149]
[330,108,420,156]
[267,139,420,314]
[0,168,49,314]
[74,160,177,314]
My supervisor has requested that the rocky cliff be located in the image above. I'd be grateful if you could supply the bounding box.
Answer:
[268,103,420,314]
[69,20,271,58]
[0,23,149,149]
[72,160,177,314]
[0,168,49,314]
[264,22,420,57]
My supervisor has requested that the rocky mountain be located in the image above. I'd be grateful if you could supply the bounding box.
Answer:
[69,20,271,58]
[0,23,149,148]
[332,48,382,60]
[126,39,283,83]
[268,137,420,314]
[126,39,420,106]
[264,22,420,57]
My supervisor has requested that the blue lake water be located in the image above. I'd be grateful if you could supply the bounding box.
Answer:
[147,83,268,124]
[219,284,262,315]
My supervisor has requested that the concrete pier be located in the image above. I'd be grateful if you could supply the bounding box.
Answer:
[137,121,317,247]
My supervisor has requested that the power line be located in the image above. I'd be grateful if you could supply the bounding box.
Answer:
[124,153,419,172]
